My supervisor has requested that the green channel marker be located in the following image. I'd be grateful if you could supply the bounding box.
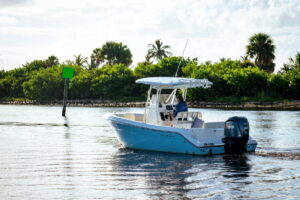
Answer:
[62,67,74,79]
[62,67,74,117]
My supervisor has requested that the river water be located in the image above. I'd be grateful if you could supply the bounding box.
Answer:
[0,105,299,199]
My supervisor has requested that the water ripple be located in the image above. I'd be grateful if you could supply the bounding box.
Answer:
[1,105,300,199]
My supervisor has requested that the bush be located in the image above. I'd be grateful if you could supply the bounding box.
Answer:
[0,70,8,98]
[0,57,60,98]
[22,65,65,100]
[91,64,136,99]
[283,69,300,99]
[267,74,290,98]
[2,53,300,101]
[69,68,93,99]
[134,57,197,78]
[225,67,268,96]
[183,60,268,100]
[1,68,28,97]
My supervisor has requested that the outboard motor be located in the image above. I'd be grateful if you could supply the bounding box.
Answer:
[222,116,249,154]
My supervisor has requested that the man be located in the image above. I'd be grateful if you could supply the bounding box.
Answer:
[173,94,188,117]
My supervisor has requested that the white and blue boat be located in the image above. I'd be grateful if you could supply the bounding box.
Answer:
[109,77,257,155]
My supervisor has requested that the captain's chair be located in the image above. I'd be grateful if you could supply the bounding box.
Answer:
[176,112,202,121]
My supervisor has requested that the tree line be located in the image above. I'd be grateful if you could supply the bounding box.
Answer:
[0,33,299,102]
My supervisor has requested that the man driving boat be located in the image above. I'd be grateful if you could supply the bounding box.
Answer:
[173,94,188,117]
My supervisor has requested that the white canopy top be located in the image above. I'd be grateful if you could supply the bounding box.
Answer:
[136,77,213,89]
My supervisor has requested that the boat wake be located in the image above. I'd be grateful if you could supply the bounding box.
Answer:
[254,150,300,160]
[0,121,110,128]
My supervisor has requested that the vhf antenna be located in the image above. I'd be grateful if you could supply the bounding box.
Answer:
[174,39,189,77]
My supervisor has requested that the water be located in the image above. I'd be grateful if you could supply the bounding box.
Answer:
[0,105,299,200]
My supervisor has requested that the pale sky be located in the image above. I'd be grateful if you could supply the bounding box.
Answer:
[0,0,299,72]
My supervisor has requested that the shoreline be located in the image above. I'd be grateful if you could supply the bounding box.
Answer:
[1,99,300,110]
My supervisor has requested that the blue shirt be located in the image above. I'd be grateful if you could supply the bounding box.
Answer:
[174,101,188,117]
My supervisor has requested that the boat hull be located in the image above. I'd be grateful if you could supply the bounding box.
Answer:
[110,116,257,156]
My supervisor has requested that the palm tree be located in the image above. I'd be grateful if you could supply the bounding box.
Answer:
[204,60,212,66]
[45,55,59,67]
[281,51,300,73]
[91,48,104,68]
[73,54,88,66]
[240,55,249,61]
[289,51,300,67]
[146,39,172,62]
[100,42,132,67]
[246,33,275,73]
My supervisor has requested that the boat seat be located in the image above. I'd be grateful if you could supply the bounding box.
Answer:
[160,111,202,122]
[176,112,202,121]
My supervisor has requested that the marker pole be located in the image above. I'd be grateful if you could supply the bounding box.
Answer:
[62,78,69,117]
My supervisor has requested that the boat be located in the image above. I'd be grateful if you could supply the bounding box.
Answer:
[109,77,257,155]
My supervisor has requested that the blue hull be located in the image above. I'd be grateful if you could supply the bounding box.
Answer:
[110,117,257,156]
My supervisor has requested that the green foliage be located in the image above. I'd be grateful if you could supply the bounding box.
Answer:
[22,65,65,100]
[0,70,5,79]
[225,67,268,96]
[69,69,93,99]
[0,70,8,98]
[246,33,275,73]
[1,43,300,102]
[275,51,300,99]
[23,56,59,72]
[23,60,47,72]
[184,59,269,101]
[134,57,197,78]
[0,67,27,97]
[282,69,300,99]
[91,64,136,99]
[133,61,155,78]
[240,59,256,68]
[267,74,290,98]
[0,56,60,98]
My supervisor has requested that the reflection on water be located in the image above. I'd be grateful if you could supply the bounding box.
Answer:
[64,117,70,139]
[253,111,277,130]
[63,117,69,127]
[0,105,300,199]
[222,155,251,179]
[112,150,300,199]
[113,150,194,199]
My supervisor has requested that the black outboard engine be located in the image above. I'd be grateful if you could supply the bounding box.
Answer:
[222,116,249,154]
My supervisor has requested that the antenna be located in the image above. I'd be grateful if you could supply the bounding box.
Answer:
[174,39,189,77]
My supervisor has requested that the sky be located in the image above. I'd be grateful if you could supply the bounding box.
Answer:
[0,0,299,72]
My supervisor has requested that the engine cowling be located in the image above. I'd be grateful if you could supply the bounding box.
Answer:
[222,116,249,154]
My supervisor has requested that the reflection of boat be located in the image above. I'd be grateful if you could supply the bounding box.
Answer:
[109,77,257,155]
[222,155,251,178]
[111,150,215,199]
